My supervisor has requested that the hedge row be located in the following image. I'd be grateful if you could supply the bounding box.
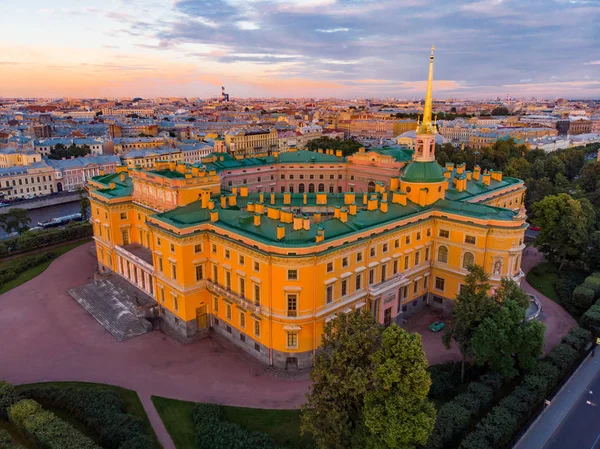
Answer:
[21,386,155,449]
[563,273,600,317]
[457,327,591,449]
[0,222,92,258]
[193,404,282,449]
[0,252,56,287]
[426,372,503,449]
[8,399,99,449]
[0,429,24,449]
[581,300,600,334]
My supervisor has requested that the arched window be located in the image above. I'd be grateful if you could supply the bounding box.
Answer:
[463,252,474,269]
[368,181,376,193]
[289,184,294,193]
[309,183,315,193]
[329,184,335,193]
[298,183,305,193]
[318,183,325,192]
[438,246,448,263]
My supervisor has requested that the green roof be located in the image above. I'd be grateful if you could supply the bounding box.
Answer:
[401,161,445,183]
[150,169,186,179]
[371,146,414,162]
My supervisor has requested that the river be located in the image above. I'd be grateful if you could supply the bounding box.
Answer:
[0,201,83,239]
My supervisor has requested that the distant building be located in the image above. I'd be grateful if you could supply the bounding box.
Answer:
[120,147,183,169]
[0,162,55,200]
[112,137,167,154]
[0,147,42,168]
[348,119,417,139]
[397,130,445,150]
[110,123,158,138]
[101,108,154,118]
[47,155,121,192]
[34,138,104,156]
[224,128,279,158]
[30,124,52,139]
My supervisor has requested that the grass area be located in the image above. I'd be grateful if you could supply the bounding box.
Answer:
[152,396,314,449]
[16,381,160,449]
[0,239,90,294]
[526,262,560,303]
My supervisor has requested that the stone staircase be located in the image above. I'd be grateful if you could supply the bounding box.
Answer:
[68,275,155,342]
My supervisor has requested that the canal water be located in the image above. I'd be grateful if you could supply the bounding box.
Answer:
[0,201,83,239]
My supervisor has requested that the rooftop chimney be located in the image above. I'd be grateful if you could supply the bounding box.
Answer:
[277,224,285,240]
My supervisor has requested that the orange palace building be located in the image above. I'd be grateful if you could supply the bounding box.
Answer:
[87,48,527,369]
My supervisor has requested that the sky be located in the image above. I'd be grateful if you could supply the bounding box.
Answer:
[0,0,599,99]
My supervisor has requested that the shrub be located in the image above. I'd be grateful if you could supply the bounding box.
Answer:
[562,327,592,352]
[530,361,561,392]
[458,430,491,449]
[581,303,600,334]
[554,268,588,305]
[467,383,494,406]
[428,362,462,400]
[425,403,471,449]
[0,430,12,449]
[192,404,280,449]
[546,343,580,374]
[477,405,520,448]
[0,381,22,420]
[22,386,150,449]
[584,275,600,298]
[479,372,504,391]
[0,222,92,258]
[8,399,42,428]
[567,286,596,316]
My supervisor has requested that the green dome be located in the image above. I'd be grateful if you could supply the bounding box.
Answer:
[401,161,445,183]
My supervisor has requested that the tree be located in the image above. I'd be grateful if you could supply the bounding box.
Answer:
[301,311,435,449]
[472,298,546,378]
[491,106,509,116]
[579,161,600,193]
[363,326,436,449]
[533,193,595,270]
[443,265,497,382]
[77,188,90,221]
[0,208,31,234]
[301,310,381,449]
[305,137,362,156]
[586,231,600,272]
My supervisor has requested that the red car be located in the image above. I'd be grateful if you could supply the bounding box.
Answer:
[529,225,540,231]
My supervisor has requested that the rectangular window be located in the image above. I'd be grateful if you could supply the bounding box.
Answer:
[171,263,177,280]
[341,279,347,296]
[212,244,217,253]
[369,268,375,285]
[394,239,400,249]
[326,285,333,303]
[240,312,246,328]
[214,296,219,313]
[342,257,348,268]
[404,255,410,270]
[157,237,161,246]
[194,244,202,253]
[355,273,362,291]
[356,252,363,263]
[239,277,246,297]
[413,280,418,294]
[254,319,260,337]
[173,294,179,311]
[121,229,129,245]
[382,243,388,253]
[225,271,231,289]
[160,286,165,303]
[239,255,245,265]
[195,265,203,281]
[120,212,126,220]
[225,249,230,259]
[226,304,232,320]
[326,262,333,273]
[425,247,430,261]
[427,228,431,237]
[170,243,175,253]
[405,235,411,245]
[415,251,420,266]
[253,261,260,272]
[370,247,376,257]
[381,265,387,282]
[465,235,476,245]
[439,229,450,238]
[435,277,445,291]
[287,294,297,317]
[254,284,261,306]
[424,275,429,290]
[158,257,163,272]
[212,265,218,283]
[416,231,422,241]
[288,269,298,280]
[287,331,298,349]
[393,259,398,274]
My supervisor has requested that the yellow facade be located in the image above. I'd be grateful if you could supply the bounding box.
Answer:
[87,49,528,369]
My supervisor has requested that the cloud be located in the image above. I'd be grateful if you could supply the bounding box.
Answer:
[584,60,600,65]
[317,28,350,33]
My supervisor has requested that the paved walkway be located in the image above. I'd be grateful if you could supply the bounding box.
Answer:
[520,246,577,353]
[514,351,600,449]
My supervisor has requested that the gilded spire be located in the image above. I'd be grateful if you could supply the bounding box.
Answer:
[417,45,436,135]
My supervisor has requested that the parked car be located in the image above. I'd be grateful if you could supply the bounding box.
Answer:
[429,321,445,332]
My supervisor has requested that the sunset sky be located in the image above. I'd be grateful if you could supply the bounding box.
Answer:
[0,0,599,99]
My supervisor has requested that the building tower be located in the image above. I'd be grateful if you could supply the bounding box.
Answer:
[399,46,447,206]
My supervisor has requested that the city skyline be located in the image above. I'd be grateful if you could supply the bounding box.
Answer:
[0,0,599,99]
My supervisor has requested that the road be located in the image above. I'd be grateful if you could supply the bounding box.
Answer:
[544,368,600,449]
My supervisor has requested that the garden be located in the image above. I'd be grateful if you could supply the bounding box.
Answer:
[0,382,159,449]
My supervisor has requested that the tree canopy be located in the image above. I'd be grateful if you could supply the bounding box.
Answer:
[306,137,362,156]
[48,143,91,160]
[301,310,435,449]
[0,209,31,235]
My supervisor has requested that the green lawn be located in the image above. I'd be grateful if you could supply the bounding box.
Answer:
[526,262,560,303]
[0,239,90,294]
[16,381,160,449]
[152,396,314,449]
